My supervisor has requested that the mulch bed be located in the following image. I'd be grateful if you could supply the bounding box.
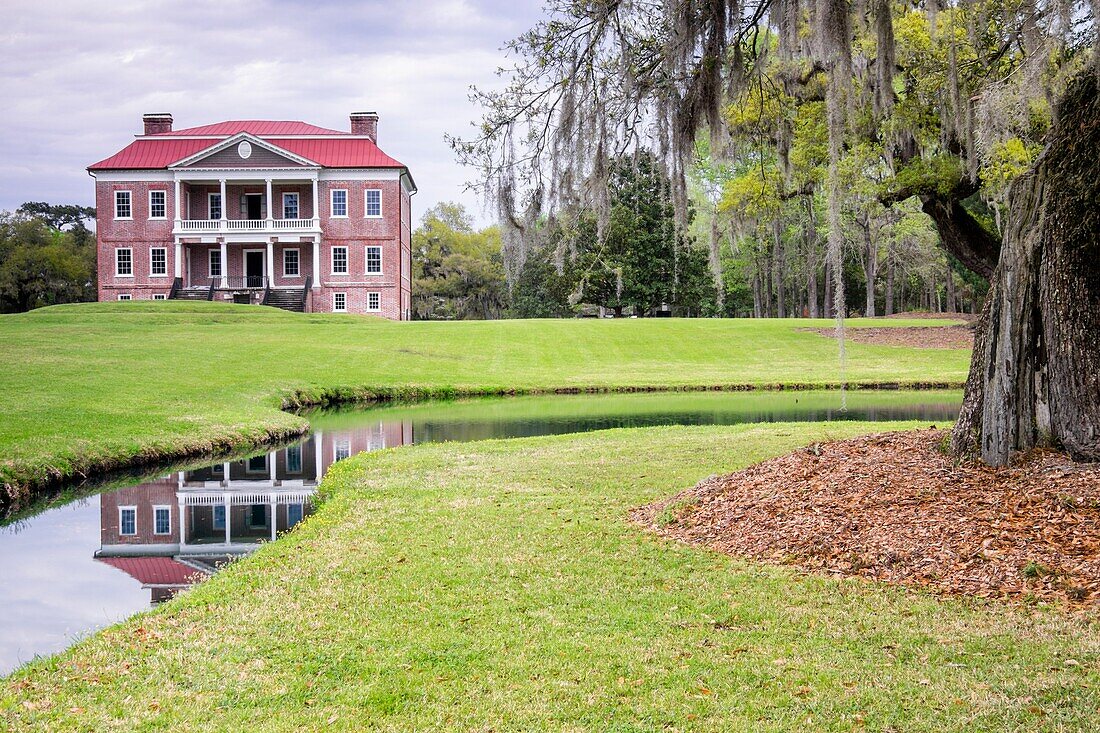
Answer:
[807,325,975,349]
[635,430,1100,606]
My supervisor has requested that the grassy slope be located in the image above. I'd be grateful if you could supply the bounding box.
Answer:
[3,423,1096,731]
[0,302,969,491]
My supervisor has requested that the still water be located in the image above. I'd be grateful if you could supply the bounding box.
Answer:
[0,389,961,674]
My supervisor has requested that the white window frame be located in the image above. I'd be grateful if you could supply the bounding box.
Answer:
[208,192,222,220]
[333,292,347,312]
[285,444,303,473]
[149,247,168,277]
[209,249,222,278]
[119,506,137,536]
[364,188,382,218]
[213,504,226,530]
[148,190,167,220]
[282,247,300,277]
[117,294,132,301]
[282,192,299,220]
[153,293,166,301]
[365,245,382,275]
[331,246,348,275]
[334,439,351,461]
[115,247,133,277]
[246,454,268,474]
[367,292,380,312]
[153,505,171,535]
[114,190,132,220]
[330,189,348,218]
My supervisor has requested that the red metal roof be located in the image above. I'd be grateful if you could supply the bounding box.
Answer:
[98,556,204,586]
[158,120,349,136]
[88,122,407,170]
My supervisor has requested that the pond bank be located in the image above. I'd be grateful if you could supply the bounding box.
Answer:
[1,380,963,518]
[4,423,1097,730]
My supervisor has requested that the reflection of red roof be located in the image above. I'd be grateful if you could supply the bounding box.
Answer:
[88,122,406,170]
[98,557,203,586]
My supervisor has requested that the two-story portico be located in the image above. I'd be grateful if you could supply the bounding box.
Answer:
[88,113,415,318]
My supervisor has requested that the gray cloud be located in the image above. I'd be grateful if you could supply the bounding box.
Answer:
[0,0,541,225]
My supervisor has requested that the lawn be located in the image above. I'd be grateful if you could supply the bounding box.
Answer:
[0,302,969,498]
[3,423,1096,731]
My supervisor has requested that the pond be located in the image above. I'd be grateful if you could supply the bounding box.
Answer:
[0,389,961,675]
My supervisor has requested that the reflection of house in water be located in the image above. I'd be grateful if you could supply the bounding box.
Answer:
[95,422,411,604]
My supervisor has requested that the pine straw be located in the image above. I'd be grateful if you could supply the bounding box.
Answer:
[807,325,975,349]
[636,429,1100,607]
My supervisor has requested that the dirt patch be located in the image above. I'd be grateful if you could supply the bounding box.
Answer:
[807,325,974,349]
[884,311,976,321]
[636,430,1100,606]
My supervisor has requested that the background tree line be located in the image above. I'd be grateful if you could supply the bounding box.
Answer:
[0,203,97,313]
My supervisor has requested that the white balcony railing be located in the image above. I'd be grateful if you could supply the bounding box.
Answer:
[175,218,321,235]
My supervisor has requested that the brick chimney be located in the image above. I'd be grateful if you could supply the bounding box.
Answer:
[143,113,173,135]
[350,112,378,142]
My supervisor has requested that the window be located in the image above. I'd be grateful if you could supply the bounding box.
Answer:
[115,191,132,219]
[117,294,132,301]
[283,192,299,220]
[333,292,347,312]
[335,439,351,461]
[150,247,167,276]
[115,248,133,276]
[365,188,382,218]
[246,454,267,473]
[366,246,382,274]
[367,292,380,311]
[209,249,222,278]
[286,444,302,473]
[287,503,304,527]
[330,189,347,217]
[153,293,166,301]
[208,193,222,220]
[119,507,137,535]
[213,505,226,530]
[331,246,348,275]
[148,190,167,219]
[153,506,171,535]
[283,248,300,277]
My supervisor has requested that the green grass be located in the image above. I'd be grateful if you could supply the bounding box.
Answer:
[0,301,969,498]
[4,423,1097,731]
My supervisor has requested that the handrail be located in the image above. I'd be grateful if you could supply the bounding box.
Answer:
[302,276,312,312]
[261,281,271,306]
[207,276,267,290]
[207,278,216,301]
[168,276,182,300]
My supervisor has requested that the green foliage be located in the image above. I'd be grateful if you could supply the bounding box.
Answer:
[0,210,96,313]
[981,137,1042,198]
[412,203,508,320]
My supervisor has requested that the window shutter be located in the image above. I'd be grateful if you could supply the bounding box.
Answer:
[239,194,246,217]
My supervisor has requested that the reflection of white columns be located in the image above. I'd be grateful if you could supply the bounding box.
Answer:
[311,240,320,290]
[219,242,228,289]
[313,431,323,484]
[266,240,275,285]
[223,493,231,545]
[174,242,182,278]
[269,451,277,485]
[270,494,278,542]
[178,500,187,547]
[222,461,231,487]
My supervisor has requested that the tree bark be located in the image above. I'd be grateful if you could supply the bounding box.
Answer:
[953,72,1100,465]
[822,258,833,318]
[884,243,895,315]
[860,218,877,317]
[773,219,786,318]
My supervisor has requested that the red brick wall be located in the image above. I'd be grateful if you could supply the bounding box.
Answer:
[99,478,178,545]
[95,180,176,300]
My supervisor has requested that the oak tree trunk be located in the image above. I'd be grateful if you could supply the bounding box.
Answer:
[953,73,1100,465]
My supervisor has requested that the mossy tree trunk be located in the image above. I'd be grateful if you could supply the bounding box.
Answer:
[953,73,1100,465]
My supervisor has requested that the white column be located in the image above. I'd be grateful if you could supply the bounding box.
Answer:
[312,239,321,290]
[174,178,182,224]
[174,242,182,278]
[265,178,274,227]
[269,450,277,485]
[313,431,323,484]
[311,177,319,224]
[270,494,278,542]
[223,493,231,545]
[219,241,228,289]
[266,239,275,285]
[219,178,228,227]
[178,500,187,547]
[222,461,230,486]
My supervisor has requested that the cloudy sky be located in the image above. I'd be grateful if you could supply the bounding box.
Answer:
[0,0,543,226]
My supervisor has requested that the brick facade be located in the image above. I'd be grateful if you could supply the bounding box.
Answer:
[90,116,415,318]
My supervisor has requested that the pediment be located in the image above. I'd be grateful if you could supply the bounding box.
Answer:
[170,133,317,169]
